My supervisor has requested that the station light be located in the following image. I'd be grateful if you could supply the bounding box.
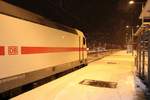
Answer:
[129,0,135,5]
[126,25,129,28]
[136,25,139,28]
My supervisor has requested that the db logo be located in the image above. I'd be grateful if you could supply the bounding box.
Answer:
[8,46,18,55]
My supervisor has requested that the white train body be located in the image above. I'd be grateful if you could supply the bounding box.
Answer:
[0,1,87,93]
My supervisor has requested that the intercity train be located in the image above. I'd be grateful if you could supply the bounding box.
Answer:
[0,1,87,96]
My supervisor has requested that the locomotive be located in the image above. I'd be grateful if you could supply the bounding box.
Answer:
[0,1,87,95]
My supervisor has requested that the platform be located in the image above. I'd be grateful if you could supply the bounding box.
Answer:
[11,50,146,100]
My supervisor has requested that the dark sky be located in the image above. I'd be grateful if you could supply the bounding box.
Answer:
[5,0,145,45]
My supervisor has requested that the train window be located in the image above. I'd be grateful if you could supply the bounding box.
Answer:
[0,1,78,34]
[83,37,86,45]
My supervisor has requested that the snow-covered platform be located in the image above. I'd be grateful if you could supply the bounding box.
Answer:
[11,50,146,100]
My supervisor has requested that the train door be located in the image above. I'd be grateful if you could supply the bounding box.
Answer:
[79,36,81,62]
[79,36,86,63]
[82,37,86,60]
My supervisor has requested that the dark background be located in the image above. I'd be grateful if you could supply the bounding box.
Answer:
[5,0,146,47]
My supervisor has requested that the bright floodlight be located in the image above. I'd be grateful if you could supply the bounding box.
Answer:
[129,0,135,4]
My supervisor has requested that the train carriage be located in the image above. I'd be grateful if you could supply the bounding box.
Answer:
[0,1,87,96]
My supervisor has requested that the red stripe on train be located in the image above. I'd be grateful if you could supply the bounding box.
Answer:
[21,47,86,54]
[0,46,5,55]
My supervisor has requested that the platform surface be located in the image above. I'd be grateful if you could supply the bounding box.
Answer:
[11,50,146,100]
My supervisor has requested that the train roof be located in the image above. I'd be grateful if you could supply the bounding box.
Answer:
[0,1,78,35]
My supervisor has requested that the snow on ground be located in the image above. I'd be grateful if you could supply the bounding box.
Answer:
[11,50,146,100]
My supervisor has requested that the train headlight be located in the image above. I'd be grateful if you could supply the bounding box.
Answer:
[86,48,89,51]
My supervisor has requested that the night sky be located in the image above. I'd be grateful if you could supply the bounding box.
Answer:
[5,0,145,45]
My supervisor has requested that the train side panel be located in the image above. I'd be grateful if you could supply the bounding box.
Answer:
[0,14,87,93]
